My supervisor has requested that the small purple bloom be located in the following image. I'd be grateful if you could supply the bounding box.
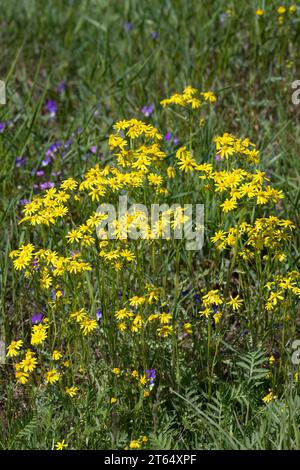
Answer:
[181,288,191,296]
[41,154,52,167]
[56,80,66,93]
[173,136,179,146]
[51,171,61,177]
[15,156,27,167]
[146,369,156,386]
[164,132,172,141]
[46,99,57,116]
[19,199,30,205]
[31,313,43,324]
[193,294,201,304]
[151,31,159,40]
[89,146,97,154]
[141,104,154,117]
[212,304,218,313]
[64,138,73,149]
[215,154,221,162]
[36,170,45,177]
[39,181,55,190]
[0,122,5,133]
[124,22,134,32]
[96,309,103,321]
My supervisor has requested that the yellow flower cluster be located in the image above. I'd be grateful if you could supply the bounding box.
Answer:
[70,308,98,335]
[200,289,243,324]
[264,272,300,312]
[211,216,294,262]
[160,86,216,109]
[214,133,260,163]
[18,183,75,226]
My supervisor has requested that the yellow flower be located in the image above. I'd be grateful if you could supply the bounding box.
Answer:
[183,323,192,334]
[52,350,62,361]
[139,374,148,386]
[220,198,237,213]
[19,350,38,373]
[15,370,29,384]
[66,386,78,397]
[159,312,172,324]
[213,312,222,325]
[262,391,276,404]
[289,5,296,14]
[277,6,286,15]
[55,439,68,450]
[129,440,141,449]
[167,166,175,178]
[201,91,217,103]
[79,317,97,335]
[31,323,48,346]
[110,397,117,404]
[46,369,60,384]
[112,367,121,376]
[6,340,23,357]
[269,355,275,366]
[256,8,264,16]
[227,295,243,311]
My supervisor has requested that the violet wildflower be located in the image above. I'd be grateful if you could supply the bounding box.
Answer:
[164,132,172,141]
[36,170,45,177]
[39,181,55,190]
[146,369,156,387]
[96,309,103,321]
[46,99,57,116]
[173,136,179,146]
[124,22,134,32]
[141,104,154,117]
[15,156,27,168]
[215,154,221,162]
[193,294,202,304]
[89,146,97,154]
[151,31,159,40]
[181,288,191,296]
[19,199,30,205]
[31,313,43,324]
[56,80,66,93]
[0,122,5,133]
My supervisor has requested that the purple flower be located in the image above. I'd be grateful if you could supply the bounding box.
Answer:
[36,170,45,177]
[215,154,221,162]
[164,132,172,141]
[39,181,55,190]
[96,309,103,321]
[41,154,52,167]
[146,369,156,386]
[46,99,57,116]
[0,122,5,133]
[212,304,218,313]
[124,22,134,32]
[64,138,73,149]
[173,136,179,146]
[56,80,66,93]
[15,156,27,167]
[141,104,154,117]
[51,171,61,177]
[181,288,191,297]
[31,313,43,324]
[19,199,30,205]
[89,146,97,154]
[151,31,159,40]
[193,294,201,304]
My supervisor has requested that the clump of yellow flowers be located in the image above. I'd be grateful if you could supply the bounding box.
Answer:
[7,84,300,451]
